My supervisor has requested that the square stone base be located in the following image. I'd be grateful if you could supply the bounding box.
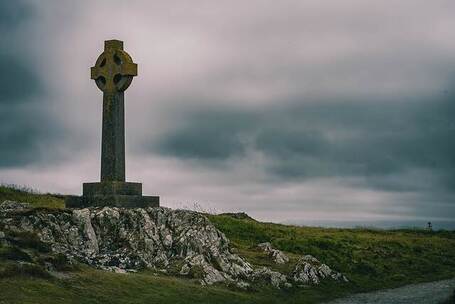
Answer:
[65,181,159,208]
[83,181,142,196]
[65,195,159,208]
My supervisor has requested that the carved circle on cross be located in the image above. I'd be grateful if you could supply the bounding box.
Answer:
[90,40,138,94]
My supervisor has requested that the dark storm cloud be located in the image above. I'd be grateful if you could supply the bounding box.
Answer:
[155,107,253,160]
[261,96,455,182]
[0,54,42,103]
[0,1,31,29]
[0,105,63,168]
[153,92,455,193]
[0,1,63,168]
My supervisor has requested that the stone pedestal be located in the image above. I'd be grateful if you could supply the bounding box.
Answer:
[65,181,159,208]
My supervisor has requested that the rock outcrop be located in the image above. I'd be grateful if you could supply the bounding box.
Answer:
[291,255,348,285]
[252,266,290,288]
[0,201,253,285]
[257,242,290,264]
[0,201,347,288]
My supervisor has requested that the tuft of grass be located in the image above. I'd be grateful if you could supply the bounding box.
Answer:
[0,262,51,279]
[0,246,33,262]
[0,184,64,209]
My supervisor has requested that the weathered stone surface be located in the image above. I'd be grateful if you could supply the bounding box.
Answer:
[67,40,159,208]
[252,267,289,288]
[291,255,348,285]
[66,194,159,208]
[0,201,347,287]
[0,201,251,285]
[257,242,290,264]
[83,182,142,196]
[0,200,30,211]
[91,40,137,182]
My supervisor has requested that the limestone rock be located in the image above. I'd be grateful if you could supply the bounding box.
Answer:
[0,201,348,288]
[236,281,250,289]
[0,229,5,246]
[0,200,30,211]
[257,242,289,264]
[253,266,289,288]
[0,201,253,286]
[291,255,348,285]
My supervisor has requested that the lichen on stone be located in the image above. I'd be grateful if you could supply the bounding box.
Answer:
[0,201,347,287]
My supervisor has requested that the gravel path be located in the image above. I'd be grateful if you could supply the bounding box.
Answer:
[325,278,455,304]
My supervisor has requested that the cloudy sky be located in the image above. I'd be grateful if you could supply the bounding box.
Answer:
[1,1,455,228]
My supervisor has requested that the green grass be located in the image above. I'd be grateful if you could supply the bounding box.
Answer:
[209,215,455,292]
[0,266,349,304]
[0,184,64,209]
[0,185,455,303]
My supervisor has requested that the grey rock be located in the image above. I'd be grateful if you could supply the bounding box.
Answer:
[0,201,347,288]
[284,282,293,288]
[291,255,348,285]
[0,200,30,211]
[236,281,250,289]
[253,266,289,288]
[0,201,253,286]
[257,242,289,264]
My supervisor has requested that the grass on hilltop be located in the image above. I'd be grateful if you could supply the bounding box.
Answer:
[0,185,455,303]
[208,215,455,292]
[0,184,64,209]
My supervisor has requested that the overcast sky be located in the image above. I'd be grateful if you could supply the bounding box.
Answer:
[1,1,455,227]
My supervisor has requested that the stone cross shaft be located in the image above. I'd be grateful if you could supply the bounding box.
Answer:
[90,40,137,182]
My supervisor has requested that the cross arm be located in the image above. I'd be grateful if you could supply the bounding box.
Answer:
[91,66,104,80]
[120,62,138,77]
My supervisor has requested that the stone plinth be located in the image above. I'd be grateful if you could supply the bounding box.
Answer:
[66,181,159,208]
[83,181,142,196]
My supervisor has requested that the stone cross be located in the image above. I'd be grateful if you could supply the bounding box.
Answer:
[65,39,159,208]
[90,40,137,182]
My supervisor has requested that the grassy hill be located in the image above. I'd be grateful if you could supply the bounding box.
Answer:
[0,184,64,209]
[1,185,454,303]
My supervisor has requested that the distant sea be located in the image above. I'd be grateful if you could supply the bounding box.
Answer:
[282,219,455,231]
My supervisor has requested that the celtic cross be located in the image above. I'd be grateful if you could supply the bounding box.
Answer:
[90,40,137,182]
[65,39,159,209]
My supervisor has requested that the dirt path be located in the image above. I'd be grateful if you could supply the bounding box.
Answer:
[325,278,455,304]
